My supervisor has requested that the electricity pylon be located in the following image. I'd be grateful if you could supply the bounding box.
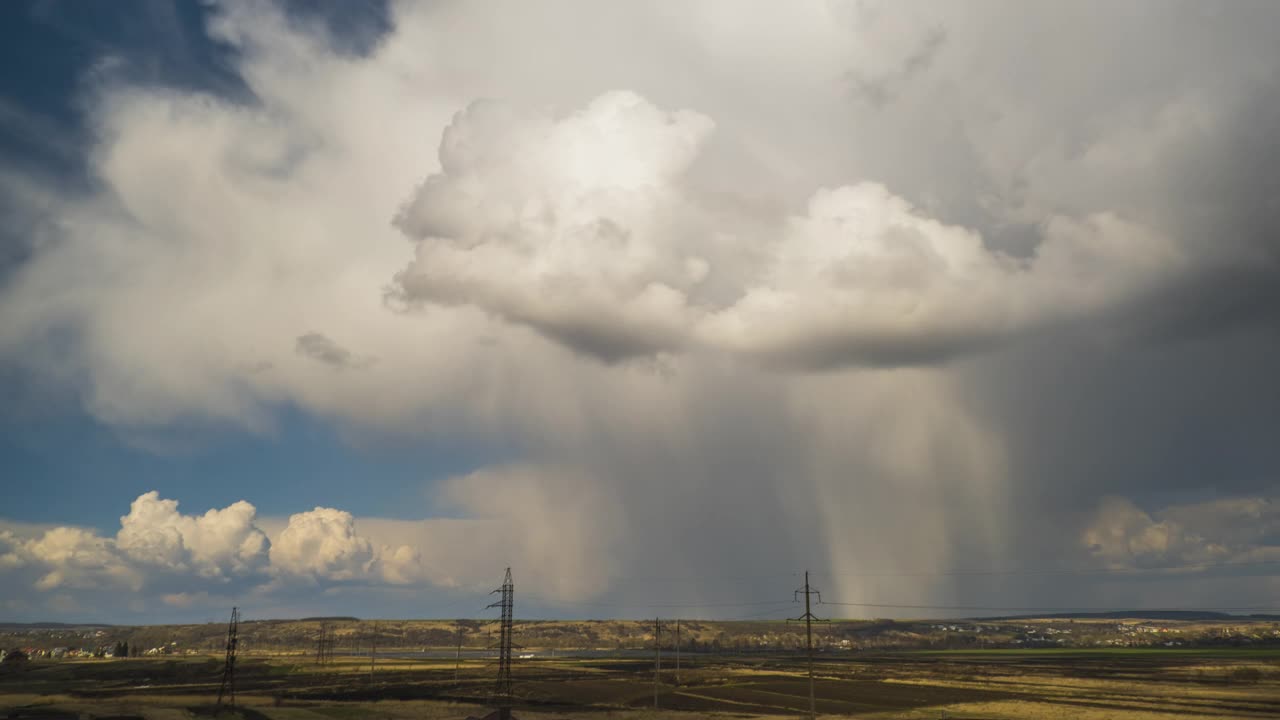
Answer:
[486,567,515,719]
[790,571,827,720]
[215,607,239,708]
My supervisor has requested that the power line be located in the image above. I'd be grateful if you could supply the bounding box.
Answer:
[483,595,1280,619]
[818,600,1280,613]
[606,572,802,583]
[449,557,1280,595]
[428,591,495,615]
[812,558,1280,579]
[722,603,802,621]
[418,557,1280,617]
[526,598,793,609]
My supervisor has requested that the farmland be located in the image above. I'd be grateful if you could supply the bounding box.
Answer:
[3,644,1279,719]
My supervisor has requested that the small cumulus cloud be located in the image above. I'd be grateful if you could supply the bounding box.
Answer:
[1084,495,1280,568]
[161,591,210,608]
[295,332,375,369]
[25,527,141,592]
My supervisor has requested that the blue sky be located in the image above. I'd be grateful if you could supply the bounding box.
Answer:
[0,1,496,530]
[2,0,1279,624]
[2,406,507,528]
[0,2,232,173]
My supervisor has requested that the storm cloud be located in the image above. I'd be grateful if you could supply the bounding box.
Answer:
[1,0,1279,619]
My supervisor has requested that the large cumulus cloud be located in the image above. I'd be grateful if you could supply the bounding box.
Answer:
[0,492,420,614]
[392,91,1182,368]
[1,0,1279,619]
[117,491,269,578]
[394,91,716,361]
[269,507,374,580]
[705,186,1180,367]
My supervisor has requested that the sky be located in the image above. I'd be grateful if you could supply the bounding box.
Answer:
[1,0,1279,624]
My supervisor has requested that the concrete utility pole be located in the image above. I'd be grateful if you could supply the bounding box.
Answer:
[790,571,826,720]
[653,617,663,709]
[455,620,464,682]
[674,619,681,684]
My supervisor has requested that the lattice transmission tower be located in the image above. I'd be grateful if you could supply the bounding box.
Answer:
[215,606,239,708]
[486,567,516,718]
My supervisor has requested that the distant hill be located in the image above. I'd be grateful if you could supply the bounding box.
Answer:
[3,615,1278,653]
[296,616,360,622]
[977,611,1280,622]
[0,622,117,630]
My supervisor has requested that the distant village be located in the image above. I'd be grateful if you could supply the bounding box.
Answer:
[0,625,202,663]
[3,617,1279,662]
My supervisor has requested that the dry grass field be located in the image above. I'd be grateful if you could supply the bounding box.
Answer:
[3,648,1279,719]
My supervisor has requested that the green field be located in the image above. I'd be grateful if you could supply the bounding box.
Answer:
[905,647,1280,658]
[3,647,1280,719]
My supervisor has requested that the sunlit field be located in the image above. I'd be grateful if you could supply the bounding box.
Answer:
[4,648,1279,719]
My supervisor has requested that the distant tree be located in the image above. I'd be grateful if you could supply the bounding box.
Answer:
[122,641,129,658]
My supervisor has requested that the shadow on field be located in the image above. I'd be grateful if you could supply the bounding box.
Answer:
[4,651,1279,719]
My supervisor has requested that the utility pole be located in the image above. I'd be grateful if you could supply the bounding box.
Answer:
[215,607,239,709]
[486,568,515,720]
[369,621,377,681]
[790,571,826,720]
[653,617,665,709]
[316,623,334,666]
[674,619,681,685]
[455,621,464,682]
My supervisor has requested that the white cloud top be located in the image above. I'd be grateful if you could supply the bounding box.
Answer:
[1,493,421,602]
[269,507,374,580]
[117,492,269,578]
[395,91,716,360]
